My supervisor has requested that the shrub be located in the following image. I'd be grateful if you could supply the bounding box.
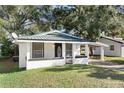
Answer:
[1,38,12,57]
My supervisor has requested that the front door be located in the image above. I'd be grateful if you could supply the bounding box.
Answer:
[55,43,62,57]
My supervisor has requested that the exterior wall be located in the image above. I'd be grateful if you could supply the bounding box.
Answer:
[121,44,124,57]
[72,43,88,64]
[75,44,81,56]
[19,42,88,70]
[94,38,122,57]
[27,59,65,69]
[44,43,55,58]
[44,43,81,58]
[73,57,88,64]
[72,43,81,57]
[19,43,27,68]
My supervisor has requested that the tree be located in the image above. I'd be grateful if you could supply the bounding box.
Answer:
[53,5,123,40]
[0,5,54,35]
[53,5,124,56]
[1,37,12,56]
[0,5,54,56]
[0,5,124,56]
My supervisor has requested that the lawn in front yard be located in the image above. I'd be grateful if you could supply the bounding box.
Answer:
[105,56,124,64]
[0,64,124,88]
[91,56,124,64]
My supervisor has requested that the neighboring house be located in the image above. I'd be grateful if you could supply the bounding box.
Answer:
[13,30,108,70]
[94,36,124,57]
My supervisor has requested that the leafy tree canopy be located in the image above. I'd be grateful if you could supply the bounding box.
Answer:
[0,5,124,41]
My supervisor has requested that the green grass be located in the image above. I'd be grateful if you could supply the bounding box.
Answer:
[105,57,124,64]
[1,64,124,88]
[91,56,124,64]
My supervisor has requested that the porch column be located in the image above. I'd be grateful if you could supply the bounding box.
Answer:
[27,42,31,62]
[72,43,76,62]
[62,43,66,60]
[100,46,104,61]
[85,44,89,59]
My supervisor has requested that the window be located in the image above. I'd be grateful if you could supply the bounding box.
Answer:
[32,43,44,58]
[110,45,114,51]
[66,44,72,57]
[80,46,85,55]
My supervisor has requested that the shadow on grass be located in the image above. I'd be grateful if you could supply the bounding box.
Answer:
[44,64,92,72]
[0,62,26,74]
[0,68,26,74]
[45,64,124,81]
[107,60,124,65]
[0,67,26,74]
[87,67,124,81]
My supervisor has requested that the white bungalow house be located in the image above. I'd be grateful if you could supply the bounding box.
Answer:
[13,30,108,70]
[94,36,124,57]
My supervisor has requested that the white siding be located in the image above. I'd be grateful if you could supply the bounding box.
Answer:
[121,44,124,57]
[75,44,81,56]
[62,43,66,61]
[94,38,122,57]
[27,59,65,69]
[19,43,27,68]
[73,58,88,64]
[44,43,55,58]
[19,42,89,70]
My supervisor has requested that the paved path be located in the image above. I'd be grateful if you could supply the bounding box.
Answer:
[89,60,124,71]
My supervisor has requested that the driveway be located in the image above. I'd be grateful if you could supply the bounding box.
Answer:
[89,60,124,71]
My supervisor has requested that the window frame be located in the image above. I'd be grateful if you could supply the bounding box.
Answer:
[110,45,114,51]
[80,45,85,55]
[66,43,72,57]
[32,43,44,58]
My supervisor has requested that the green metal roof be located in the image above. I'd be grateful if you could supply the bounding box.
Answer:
[18,31,90,42]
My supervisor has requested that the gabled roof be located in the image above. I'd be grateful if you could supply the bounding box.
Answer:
[18,30,90,42]
[101,36,124,44]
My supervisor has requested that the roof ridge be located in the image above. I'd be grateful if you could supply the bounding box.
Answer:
[28,30,82,40]
[55,31,81,39]
[101,36,124,44]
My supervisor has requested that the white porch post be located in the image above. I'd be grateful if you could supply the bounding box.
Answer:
[62,43,66,60]
[26,42,31,63]
[85,44,89,59]
[30,42,32,58]
[72,43,76,63]
[100,46,104,61]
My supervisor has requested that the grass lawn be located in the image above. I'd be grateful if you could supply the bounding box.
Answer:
[91,56,124,64]
[105,56,124,64]
[0,64,124,88]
